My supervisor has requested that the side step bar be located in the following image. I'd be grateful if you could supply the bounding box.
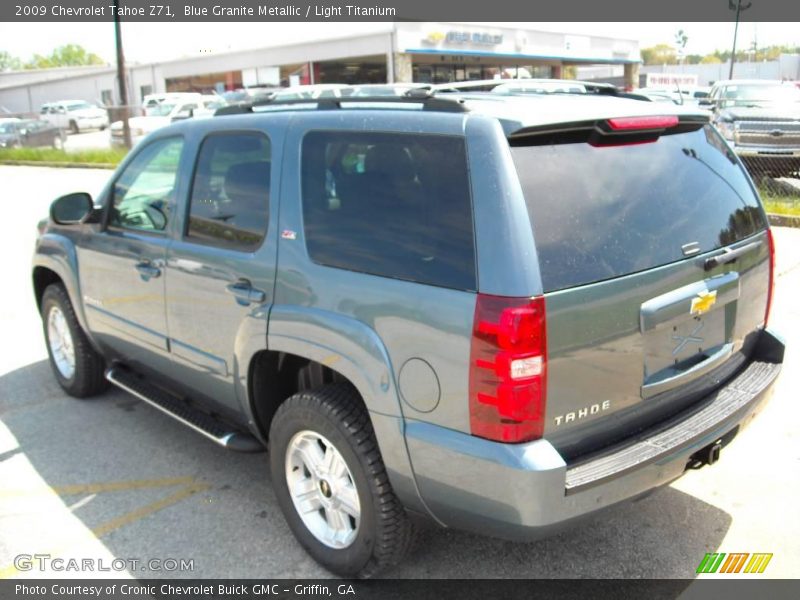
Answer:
[106,366,263,453]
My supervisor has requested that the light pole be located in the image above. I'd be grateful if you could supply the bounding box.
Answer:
[113,0,131,149]
[728,0,753,80]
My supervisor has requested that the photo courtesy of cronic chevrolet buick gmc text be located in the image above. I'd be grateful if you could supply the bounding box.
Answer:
[32,89,784,577]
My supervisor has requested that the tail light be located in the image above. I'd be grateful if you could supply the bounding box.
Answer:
[469,294,547,443]
[765,228,775,326]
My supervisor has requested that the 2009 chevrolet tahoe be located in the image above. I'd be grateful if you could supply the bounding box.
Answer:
[33,91,784,577]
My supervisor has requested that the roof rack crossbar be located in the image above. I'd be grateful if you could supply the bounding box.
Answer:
[214,93,469,116]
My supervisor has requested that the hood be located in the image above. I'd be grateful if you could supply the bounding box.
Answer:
[720,103,800,121]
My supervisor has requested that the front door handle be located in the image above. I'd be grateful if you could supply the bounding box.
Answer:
[135,260,161,281]
[225,280,266,306]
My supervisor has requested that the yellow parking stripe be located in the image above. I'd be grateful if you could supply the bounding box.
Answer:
[0,476,196,498]
[0,477,208,579]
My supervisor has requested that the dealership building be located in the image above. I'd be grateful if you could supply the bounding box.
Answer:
[0,22,641,114]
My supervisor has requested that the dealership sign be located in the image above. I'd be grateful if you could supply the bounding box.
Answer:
[646,73,699,88]
[424,30,503,46]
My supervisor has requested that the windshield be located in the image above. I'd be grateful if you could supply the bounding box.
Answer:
[66,102,93,111]
[0,123,17,134]
[723,84,800,104]
[223,91,248,102]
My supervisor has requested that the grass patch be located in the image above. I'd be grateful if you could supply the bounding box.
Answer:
[758,181,800,217]
[0,147,128,166]
[763,200,800,217]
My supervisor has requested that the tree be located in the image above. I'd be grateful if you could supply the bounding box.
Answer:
[701,55,723,64]
[25,44,105,69]
[0,50,22,71]
[640,44,678,66]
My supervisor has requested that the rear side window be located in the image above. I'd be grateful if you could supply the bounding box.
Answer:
[186,132,271,251]
[301,131,476,290]
[511,124,767,292]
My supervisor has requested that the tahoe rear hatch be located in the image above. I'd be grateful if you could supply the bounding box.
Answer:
[509,116,772,460]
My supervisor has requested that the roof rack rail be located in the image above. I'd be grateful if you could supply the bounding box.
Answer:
[214,91,469,116]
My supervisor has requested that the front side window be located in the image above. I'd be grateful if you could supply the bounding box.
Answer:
[186,132,271,251]
[109,137,183,233]
[301,131,476,291]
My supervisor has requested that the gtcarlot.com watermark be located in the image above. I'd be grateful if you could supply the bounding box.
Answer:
[13,554,194,573]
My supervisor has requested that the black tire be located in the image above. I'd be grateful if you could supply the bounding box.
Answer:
[41,283,108,398]
[69,120,79,135]
[269,384,416,578]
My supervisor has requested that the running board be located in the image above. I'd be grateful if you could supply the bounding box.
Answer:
[106,367,263,453]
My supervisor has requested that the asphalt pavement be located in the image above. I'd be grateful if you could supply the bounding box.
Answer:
[1,165,798,580]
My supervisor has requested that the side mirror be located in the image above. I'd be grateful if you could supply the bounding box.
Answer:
[19,129,28,136]
[50,192,94,225]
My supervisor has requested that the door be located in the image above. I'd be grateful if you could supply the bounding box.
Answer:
[507,122,770,460]
[78,136,185,372]
[165,131,276,414]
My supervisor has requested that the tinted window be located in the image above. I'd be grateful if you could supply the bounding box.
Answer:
[301,131,475,290]
[186,132,271,251]
[511,124,767,292]
[109,137,183,233]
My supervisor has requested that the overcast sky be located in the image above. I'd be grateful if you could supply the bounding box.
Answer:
[0,22,798,64]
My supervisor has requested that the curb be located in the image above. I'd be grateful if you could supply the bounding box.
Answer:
[0,160,116,170]
[768,213,800,229]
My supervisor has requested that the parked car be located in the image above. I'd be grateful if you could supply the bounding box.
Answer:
[271,84,351,101]
[40,100,109,134]
[0,118,65,148]
[141,92,202,115]
[34,92,783,577]
[346,84,430,97]
[222,87,280,104]
[110,96,223,147]
[705,79,800,178]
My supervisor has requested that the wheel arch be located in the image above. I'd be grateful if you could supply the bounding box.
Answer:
[33,233,92,337]
[245,305,432,518]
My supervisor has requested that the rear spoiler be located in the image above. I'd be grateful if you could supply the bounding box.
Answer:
[508,113,710,147]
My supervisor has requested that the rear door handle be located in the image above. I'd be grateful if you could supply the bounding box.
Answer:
[225,280,266,306]
[704,240,762,271]
[135,260,161,281]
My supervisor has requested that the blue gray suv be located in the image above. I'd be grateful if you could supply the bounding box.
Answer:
[33,92,784,577]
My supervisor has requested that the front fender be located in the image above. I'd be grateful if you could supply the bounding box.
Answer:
[267,305,438,520]
[33,233,91,337]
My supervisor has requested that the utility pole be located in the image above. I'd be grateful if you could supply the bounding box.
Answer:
[728,0,753,79]
[113,0,131,149]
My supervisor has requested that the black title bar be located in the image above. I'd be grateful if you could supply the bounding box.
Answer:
[3,0,800,22]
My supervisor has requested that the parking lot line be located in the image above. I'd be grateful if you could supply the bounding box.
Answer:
[0,477,209,579]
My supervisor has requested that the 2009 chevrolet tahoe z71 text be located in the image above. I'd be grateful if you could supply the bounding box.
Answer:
[33,91,784,577]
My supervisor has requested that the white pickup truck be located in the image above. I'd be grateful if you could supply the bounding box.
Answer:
[40,100,109,134]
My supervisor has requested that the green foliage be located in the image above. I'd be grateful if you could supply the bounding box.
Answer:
[0,50,22,71]
[0,147,127,166]
[640,42,800,67]
[24,44,106,70]
[763,200,800,217]
[641,44,678,65]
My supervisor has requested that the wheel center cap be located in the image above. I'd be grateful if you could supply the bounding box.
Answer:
[319,479,332,498]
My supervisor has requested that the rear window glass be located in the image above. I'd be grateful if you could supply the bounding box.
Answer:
[511,124,767,292]
[301,131,476,291]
